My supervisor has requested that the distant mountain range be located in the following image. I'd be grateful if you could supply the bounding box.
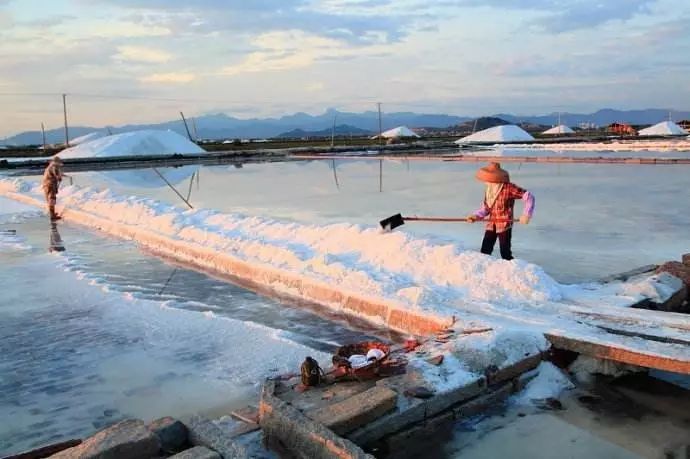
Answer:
[277,124,373,138]
[3,108,689,146]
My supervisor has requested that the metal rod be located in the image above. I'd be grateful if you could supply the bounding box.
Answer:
[158,268,178,295]
[180,111,193,141]
[153,168,194,209]
[191,117,199,140]
[186,171,195,201]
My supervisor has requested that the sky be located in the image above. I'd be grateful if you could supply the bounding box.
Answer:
[1,0,689,136]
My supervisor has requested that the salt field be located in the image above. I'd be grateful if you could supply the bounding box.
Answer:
[1,154,689,457]
[46,156,690,282]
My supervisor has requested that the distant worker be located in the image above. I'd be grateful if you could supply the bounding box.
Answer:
[467,162,535,260]
[42,156,65,221]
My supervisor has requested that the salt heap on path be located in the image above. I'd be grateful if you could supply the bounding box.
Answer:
[638,121,688,136]
[542,125,575,135]
[456,125,535,144]
[374,126,420,139]
[59,129,205,159]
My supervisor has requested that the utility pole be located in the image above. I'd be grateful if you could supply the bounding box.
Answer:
[331,113,337,148]
[379,159,383,193]
[41,122,47,151]
[62,93,69,147]
[377,102,383,146]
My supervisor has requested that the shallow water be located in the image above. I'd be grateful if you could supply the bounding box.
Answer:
[387,374,690,459]
[3,155,689,456]
[0,207,383,455]
[54,157,690,283]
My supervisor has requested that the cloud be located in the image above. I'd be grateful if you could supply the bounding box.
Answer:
[531,0,655,32]
[113,45,172,63]
[140,72,196,83]
[20,14,77,28]
[417,0,657,32]
[219,29,387,76]
[94,0,413,44]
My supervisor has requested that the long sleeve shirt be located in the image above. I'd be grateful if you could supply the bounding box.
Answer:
[42,163,63,192]
[473,182,535,232]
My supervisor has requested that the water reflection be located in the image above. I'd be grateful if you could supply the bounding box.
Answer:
[48,222,65,253]
[98,165,198,189]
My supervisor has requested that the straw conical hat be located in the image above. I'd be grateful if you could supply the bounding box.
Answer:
[51,156,63,164]
[476,162,509,183]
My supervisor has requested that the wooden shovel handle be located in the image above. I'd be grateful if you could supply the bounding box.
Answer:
[403,217,520,223]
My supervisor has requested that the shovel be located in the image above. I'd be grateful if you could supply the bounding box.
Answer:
[380,213,518,231]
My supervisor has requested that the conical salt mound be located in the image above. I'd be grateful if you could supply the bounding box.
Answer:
[372,126,420,139]
[542,124,575,135]
[59,130,204,159]
[456,125,534,144]
[638,121,688,136]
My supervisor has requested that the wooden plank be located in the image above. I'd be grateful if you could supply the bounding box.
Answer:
[545,332,690,374]
[230,405,259,425]
[3,439,81,459]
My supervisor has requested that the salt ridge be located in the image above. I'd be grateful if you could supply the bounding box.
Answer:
[0,178,678,323]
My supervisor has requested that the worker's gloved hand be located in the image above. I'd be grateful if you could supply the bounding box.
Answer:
[519,215,531,225]
[466,215,478,223]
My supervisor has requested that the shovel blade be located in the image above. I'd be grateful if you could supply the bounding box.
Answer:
[379,213,405,231]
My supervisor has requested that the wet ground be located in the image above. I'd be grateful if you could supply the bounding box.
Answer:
[387,373,690,459]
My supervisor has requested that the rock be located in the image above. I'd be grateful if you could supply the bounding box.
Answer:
[657,262,690,288]
[403,386,435,399]
[186,416,248,459]
[51,419,161,459]
[534,397,564,411]
[168,446,221,459]
[148,416,188,453]
[426,355,444,366]
[682,253,690,267]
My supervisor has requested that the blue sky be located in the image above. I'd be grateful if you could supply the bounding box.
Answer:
[1,0,689,135]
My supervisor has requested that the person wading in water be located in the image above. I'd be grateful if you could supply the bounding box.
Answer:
[467,162,535,260]
[42,156,65,221]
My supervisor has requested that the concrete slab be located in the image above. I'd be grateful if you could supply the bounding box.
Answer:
[306,386,398,435]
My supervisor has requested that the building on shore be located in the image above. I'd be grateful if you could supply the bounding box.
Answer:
[607,122,637,136]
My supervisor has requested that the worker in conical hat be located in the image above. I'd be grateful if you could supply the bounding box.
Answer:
[467,162,535,260]
[42,156,65,221]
